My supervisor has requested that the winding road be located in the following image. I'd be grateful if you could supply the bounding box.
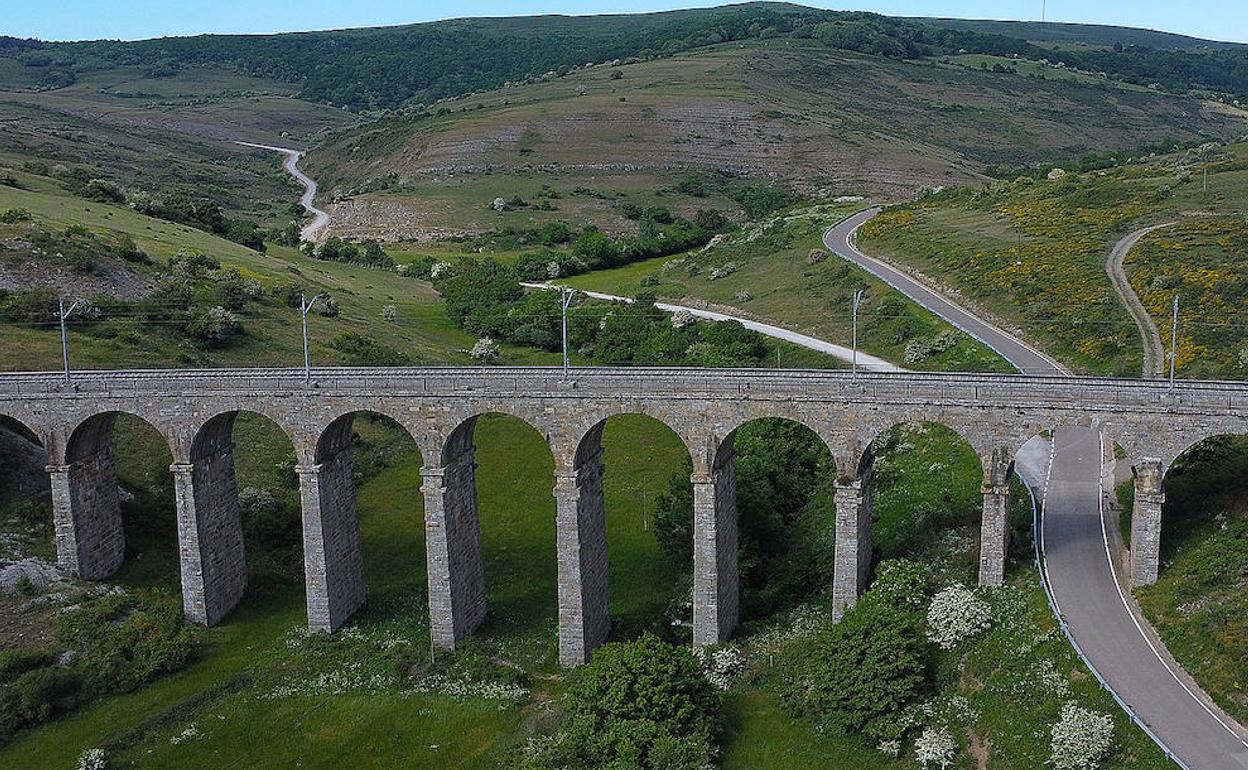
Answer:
[1107,223,1175,379]
[235,141,330,242]
[827,209,1248,770]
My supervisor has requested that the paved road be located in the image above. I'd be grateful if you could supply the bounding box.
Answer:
[1043,428,1248,770]
[1106,223,1175,379]
[235,141,330,242]
[823,209,1066,376]
[827,209,1248,768]
[521,282,906,373]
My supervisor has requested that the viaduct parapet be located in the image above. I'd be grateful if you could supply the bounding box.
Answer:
[2,367,1244,665]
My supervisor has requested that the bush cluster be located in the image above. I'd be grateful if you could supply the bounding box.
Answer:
[434,258,770,367]
[520,634,722,770]
[1,593,198,744]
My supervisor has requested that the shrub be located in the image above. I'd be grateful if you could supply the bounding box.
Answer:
[381,304,398,323]
[470,337,500,363]
[75,748,108,770]
[1049,703,1114,770]
[328,332,412,366]
[58,593,197,696]
[0,208,32,223]
[782,563,930,742]
[187,306,243,346]
[926,584,993,650]
[914,724,957,768]
[733,183,800,218]
[528,634,722,770]
[0,666,84,740]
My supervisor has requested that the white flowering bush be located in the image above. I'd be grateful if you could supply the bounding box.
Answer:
[914,724,956,768]
[1050,703,1114,770]
[670,309,696,329]
[429,261,452,279]
[470,337,500,363]
[699,645,745,691]
[170,722,202,745]
[878,739,902,758]
[75,748,108,770]
[381,304,398,323]
[926,584,993,650]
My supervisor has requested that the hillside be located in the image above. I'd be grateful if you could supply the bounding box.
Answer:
[306,38,1245,242]
[922,18,1248,51]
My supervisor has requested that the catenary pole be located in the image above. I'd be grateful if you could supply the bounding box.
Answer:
[302,292,325,386]
[851,289,865,379]
[561,287,575,381]
[59,297,81,384]
[1169,295,1179,391]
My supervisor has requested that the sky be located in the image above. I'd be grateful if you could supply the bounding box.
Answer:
[4,1,1246,45]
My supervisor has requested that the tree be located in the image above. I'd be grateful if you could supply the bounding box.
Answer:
[526,634,722,770]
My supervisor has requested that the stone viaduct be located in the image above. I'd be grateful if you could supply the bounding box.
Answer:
[1,367,1244,666]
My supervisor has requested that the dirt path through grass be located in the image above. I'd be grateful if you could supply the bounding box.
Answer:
[1106,223,1175,378]
[236,141,330,242]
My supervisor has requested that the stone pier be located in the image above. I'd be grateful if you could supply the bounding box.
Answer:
[172,436,247,626]
[979,448,1013,587]
[1130,458,1164,587]
[692,444,738,646]
[555,446,609,665]
[832,464,874,621]
[48,441,124,580]
[423,430,486,649]
[298,443,367,633]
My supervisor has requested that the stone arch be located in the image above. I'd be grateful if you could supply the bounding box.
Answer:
[0,412,49,505]
[53,410,177,582]
[561,411,695,664]
[843,419,1008,613]
[302,409,426,633]
[710,416,836,630]
[179,409,301,627]
[1130,431,1248,587]
[425,410,557,655]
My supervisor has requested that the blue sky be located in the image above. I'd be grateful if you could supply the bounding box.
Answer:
[4,1,1245,44]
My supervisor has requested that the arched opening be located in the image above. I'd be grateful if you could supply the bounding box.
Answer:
[711,417,836,625]
[863,422,988,586]
[0,413,53,560]
[185,410,301,625]
[573,413,693,644]
[1133,433,1248,724]
[437,412,557,666]
[61,411,176,584]
[307,410,424,633]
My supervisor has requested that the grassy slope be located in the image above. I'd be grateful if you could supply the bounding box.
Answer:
[562,203,1011,372]
[857,141,1248,375]
[306,37,1245,241]
[0,170,560,370]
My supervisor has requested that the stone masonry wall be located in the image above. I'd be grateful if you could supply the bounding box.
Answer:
[49,443,124,580]
[1131,459,1164,586]
[978,448,1013,587]
[299,445,367,633]
[555,446,609,665]
[174,442,247,626]
[832,466,873,621]
[693,445,738,646]
[424,440,486,648]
